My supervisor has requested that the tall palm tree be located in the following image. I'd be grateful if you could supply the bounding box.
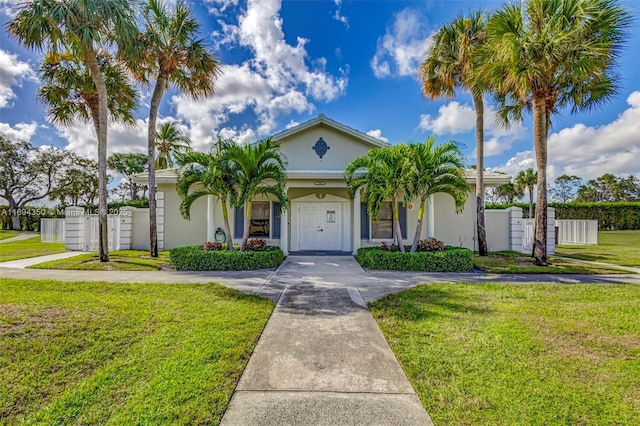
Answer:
[404,138,469,252]
[224,138,289,250]
[177,141,236,250]
[345,146,410,252]
[128,0,222,257]
[156,122,191,169]
[515,168,537,218]
[8,0,138,262]
[420,10,490,255]
[478,0,630,265]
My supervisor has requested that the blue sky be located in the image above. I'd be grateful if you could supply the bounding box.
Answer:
[0,0,639,183]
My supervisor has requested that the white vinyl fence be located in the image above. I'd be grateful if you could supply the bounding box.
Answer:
[40,218,65,243]
[83,215,120,251]
[557,220,598,245]
[522,219,534,253]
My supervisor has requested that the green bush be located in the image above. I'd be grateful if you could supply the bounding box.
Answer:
[170,245,284,271]
[357,246,473,272]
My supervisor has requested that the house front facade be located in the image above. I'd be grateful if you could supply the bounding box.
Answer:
[133,114,512,254]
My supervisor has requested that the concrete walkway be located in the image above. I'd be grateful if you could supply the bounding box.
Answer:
[0,232,39,244]
[221,256,433,425]
[0,251,84,268]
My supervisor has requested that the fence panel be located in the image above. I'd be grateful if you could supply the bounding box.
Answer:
[557,220,598,245]
[83,215,120,251]
[40,219,65,243]
[521,219,534,253]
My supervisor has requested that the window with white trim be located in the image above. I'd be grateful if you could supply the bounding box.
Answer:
[371,202,393,239]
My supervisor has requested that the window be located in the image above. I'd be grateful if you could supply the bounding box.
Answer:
[249,201,270,237]
[371,202,393,239]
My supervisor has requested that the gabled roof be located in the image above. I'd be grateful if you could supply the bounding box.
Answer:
[271,114,391,148]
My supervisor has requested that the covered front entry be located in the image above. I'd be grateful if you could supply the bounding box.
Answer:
[290,194,351,252]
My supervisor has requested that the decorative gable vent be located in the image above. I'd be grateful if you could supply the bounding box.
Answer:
[312,137,330,159]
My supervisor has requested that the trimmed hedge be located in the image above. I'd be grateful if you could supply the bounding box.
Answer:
[357,246,474,272]
[170,245,285,271]
[487,202,640,230]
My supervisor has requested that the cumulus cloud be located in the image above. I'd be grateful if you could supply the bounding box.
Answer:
[333,0,348,28]
[0,49,38,109]
[366,129,389,143]
[0,121,37,141]
[370,8,433,79]
[492,91,640,181]
[419,101,526,156]
[175,0,348,147]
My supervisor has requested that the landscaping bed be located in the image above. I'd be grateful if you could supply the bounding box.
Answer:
[0,278,274,424]
[370,283,640,425]
[29,250,170,271]
[170,244,285,271]
[357,246,474,272]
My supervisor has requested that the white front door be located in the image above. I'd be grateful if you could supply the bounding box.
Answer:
[299,202,342,250]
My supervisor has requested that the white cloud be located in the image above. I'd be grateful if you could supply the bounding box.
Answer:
[0,0,22,17]
[285,120,300,129]
[366,129,389,143]
[419,101,526,156]
[492,91,640,181]
[0,49,38,109]
[0,121,37,141]
[333,0,348,28]
[174,0,348,146]
[370,8,433,79]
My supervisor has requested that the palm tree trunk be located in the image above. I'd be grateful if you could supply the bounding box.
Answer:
[392,200,405,252]
[472,93,488,256]
[148,75,167,258]
[221,200,234,250]
[532,96,548,266]
[410,198,426,252]
[528,188,533,218]
[241,201,252,251]
[86,49,109,262]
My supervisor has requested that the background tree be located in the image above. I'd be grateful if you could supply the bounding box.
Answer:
[128,0,222,258]
[420,10,490,255]
[50,154,102,205]
[345,146,410,252]
[478,0,630,265]
[515,168,537,218]
[177,141,237,250]
[8,0,138,262]
[495,181,524,204]
[107,153,148,201]
[0,137,68,230]
[550,175,581,203]
[404,138,468,252]
[224,138,288,250]
[156,122,191,169]
[576,173,640,202]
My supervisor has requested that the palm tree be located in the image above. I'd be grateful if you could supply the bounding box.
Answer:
[478,0,630,265]
[8,0,138,262]
[128,0,222,257]
[404,138,469,252]
[177,141,236,250]
[420,10,490,256]
[156,122,191,169]
[515,168,537,218]
[224,138,289,250]
[345,146,410,252]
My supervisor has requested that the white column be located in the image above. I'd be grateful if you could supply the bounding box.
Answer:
[207,195,215,242]
[64,206,85,251]
[119,207,134,250]
[427,195,435,238]
[280,187,289,256]
[508,206,524,253]
[547,207,556,256]
[156,191,165,251]
[352,188,361,255]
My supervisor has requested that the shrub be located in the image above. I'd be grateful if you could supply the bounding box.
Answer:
[170,245,284,271]
[357,246,473,272]
[416,238,446,252]
[203,241,224,251]
[244,238,267,252]
[380,241,399,252]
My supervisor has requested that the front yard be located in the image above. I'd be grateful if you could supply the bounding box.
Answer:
[474,251,627,274]
[556,230,640,268]
[0,279,274,424]
[370,283,640,425]
[29,250,171,271]
[0,236,65,262]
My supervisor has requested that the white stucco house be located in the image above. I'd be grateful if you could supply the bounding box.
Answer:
[122,114,526,255]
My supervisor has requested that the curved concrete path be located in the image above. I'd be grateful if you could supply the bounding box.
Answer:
[221,256,433,425]
[0,232,39,244]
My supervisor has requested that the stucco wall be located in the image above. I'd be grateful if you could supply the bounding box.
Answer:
[161,183,207,249]
[433,191,476,249]
[485,209,511,252]
[278,125,374,170]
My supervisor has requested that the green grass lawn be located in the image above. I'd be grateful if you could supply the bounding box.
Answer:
[556,230,640,267]
[474,251,627,274]
[370,284,640,425]
[29,250,171,271]
[0,279,274,424]
[0,230,19,240]
[0,236,65,262]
